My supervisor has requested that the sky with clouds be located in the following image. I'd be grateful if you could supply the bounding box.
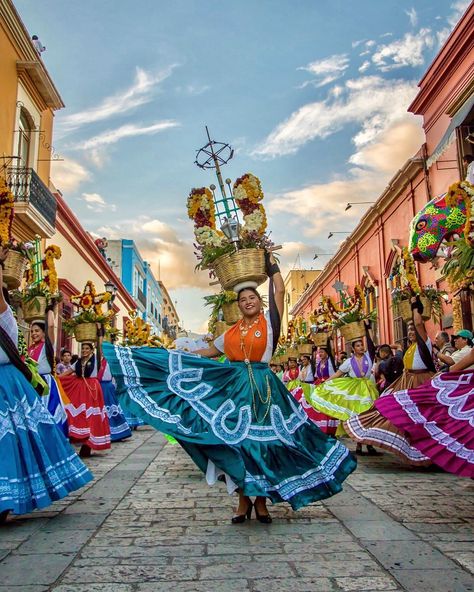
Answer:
[16,0,470,332]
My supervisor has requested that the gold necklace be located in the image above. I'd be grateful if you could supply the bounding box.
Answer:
[240,326,272,424]
[239,315,260,337]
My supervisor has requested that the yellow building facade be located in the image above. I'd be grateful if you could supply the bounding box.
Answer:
[282,269,321,338]
[0,0,63,241]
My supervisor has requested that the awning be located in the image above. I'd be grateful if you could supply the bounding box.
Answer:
[426,92,474,169]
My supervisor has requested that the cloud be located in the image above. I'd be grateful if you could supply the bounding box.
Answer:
[437,0,471,46]
[253,76,418,158]
[97,217,210,291]
[298,54,349,88]
[51,157,90,192]
[77,120,179,150]
[405,7,418,27]
[176,84,210,96]
[59,66,177,133]
[447,0,470,27]
[267,115,423,238]
[81,192,116,212]
[359,61,371,73]
[371,28,435,71]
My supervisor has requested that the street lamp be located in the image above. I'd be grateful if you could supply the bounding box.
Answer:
[104,280,117,309]
[220,215,240,247]
[327,231,351,239]
[313,253,336,260]
[344,201,375,211]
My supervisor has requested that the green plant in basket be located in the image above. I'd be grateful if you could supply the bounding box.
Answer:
[204,290,238,318]
[62,310,113,335]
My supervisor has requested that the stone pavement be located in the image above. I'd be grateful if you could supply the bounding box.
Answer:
[0,427,473,592]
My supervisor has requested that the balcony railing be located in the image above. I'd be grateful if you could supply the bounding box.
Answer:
[7,167,57,228]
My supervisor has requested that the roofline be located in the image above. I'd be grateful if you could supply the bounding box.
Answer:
[290,156,424,316]
[408,3,474,115]
[1,0,64,109]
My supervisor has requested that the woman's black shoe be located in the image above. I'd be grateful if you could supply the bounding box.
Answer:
[255,507,272,524]
[0,510,10,524]
[367,445,382,456]
[231,501,253,524]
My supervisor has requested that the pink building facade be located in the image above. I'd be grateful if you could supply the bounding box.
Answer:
[291,5,474,350]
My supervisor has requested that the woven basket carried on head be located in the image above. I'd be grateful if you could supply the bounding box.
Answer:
[393,297,432,322]
[3,250,27,290]
[213,320,230,339]
[298,344,313,356]
[312,332,329,347]
[212,248,267,291]
[286,347,298,360]
[23,297,48,323]
[339,321,365,342]
[74,323,98,343]
[221,301,241,325]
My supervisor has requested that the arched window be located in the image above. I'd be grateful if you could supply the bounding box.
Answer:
[17,108,34,167]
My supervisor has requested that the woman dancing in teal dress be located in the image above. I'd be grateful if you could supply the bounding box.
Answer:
[104,254,356,523]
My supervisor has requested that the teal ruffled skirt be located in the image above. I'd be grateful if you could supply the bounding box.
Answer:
[104,344,356,510]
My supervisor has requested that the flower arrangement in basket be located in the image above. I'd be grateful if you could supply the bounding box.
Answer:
[188,173,275,291]
[122,310,162,347]
[63,281,114,342]
[20,244,63,322]
[0,177,36,289]
[322,285,375,342]
[309,306,332,347]
[391,248,446,322]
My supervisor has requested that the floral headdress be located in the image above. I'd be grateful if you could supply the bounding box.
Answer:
[233,173,267,237]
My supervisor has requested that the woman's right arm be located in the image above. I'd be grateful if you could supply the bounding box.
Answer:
[328,369,344,379]
[450,349,474,372]
[194,344,221,358]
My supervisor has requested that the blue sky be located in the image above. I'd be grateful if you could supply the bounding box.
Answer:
[16,0,469,331]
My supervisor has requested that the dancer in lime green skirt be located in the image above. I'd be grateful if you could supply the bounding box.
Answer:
[305,323,380,453]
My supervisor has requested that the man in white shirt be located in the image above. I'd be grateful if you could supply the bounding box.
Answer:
[438,329,474,370]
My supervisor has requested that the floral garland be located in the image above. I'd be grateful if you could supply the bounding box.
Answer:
[400,247,421,294]
[71,280,112,313]
[187,187,225,248]
[233,173,267,236]
[322,285,364,320]
[43,245,61,295]
[0,177,15,245]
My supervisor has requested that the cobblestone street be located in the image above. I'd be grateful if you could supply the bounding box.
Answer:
[1,427,473,592]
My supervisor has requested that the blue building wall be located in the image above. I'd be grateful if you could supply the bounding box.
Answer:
[108,239,163,333]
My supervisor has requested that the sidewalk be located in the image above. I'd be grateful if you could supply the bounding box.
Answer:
[0,428,473,591]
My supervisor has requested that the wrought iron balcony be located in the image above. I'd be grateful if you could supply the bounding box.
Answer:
[7,167,57,235]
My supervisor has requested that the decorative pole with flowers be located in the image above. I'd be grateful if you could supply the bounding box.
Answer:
[188,129,277,295]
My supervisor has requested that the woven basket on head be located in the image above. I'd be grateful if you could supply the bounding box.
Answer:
[213,320,230,339]
[311,332,329,347]
[3,250,27,290]
[394,297,432,322]
[74,323,98,343]
[339,321,365,342]
[221,301,241,325]
[23,297,48,323]
[298,344,313,356]
[286,347,298,359]
[212,248,266,290]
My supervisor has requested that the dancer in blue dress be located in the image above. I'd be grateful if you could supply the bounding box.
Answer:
[0,249,92,522]
[98,358,132,442]
[104,254,356,523]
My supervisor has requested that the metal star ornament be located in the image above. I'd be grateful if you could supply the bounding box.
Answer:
[71,280,111,313]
